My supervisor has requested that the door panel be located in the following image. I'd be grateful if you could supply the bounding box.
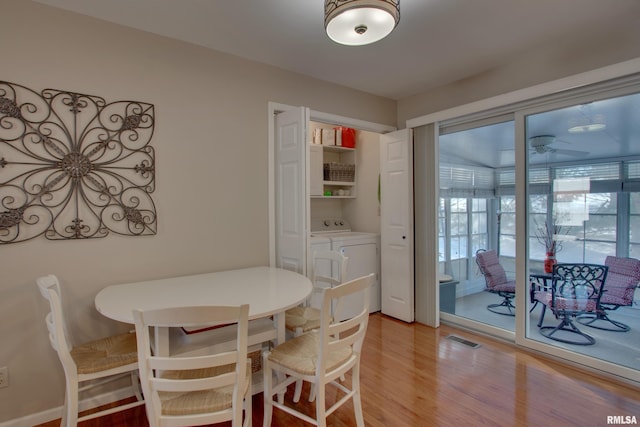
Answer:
[275,107,309,273]
[380,129,414,322]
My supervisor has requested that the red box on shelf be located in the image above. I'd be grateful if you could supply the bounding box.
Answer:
[335,127,356,148]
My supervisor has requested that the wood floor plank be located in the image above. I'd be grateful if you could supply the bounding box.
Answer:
[35,313,640,426]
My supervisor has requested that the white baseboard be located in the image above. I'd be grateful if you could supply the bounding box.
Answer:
[0,387,137,427]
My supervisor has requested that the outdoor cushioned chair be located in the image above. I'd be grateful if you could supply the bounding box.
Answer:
[577,256,640,332]
[475,249,517,316]
[36,274,144,427]
[536,263,608,345]
[263,273,373,427]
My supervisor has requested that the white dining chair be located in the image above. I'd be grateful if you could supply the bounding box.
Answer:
[285,250,349,336]
[36,274,144,427]
[284,250,348,402]
[133,304,252,427]
[263,273,373,427]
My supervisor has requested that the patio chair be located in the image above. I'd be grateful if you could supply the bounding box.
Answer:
[576,256,640,332]
[537,263,608,345]
[475,249,516,316]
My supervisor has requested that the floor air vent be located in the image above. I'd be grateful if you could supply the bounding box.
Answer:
[446,335,481,348]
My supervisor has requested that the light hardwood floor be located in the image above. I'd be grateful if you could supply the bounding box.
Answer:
[37,313,640,426]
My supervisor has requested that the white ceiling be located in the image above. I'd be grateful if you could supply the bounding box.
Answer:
[33,0,640,168]
[33,0,640,100]
[439,91,640,168]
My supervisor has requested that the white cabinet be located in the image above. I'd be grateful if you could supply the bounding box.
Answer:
[309,122,357,199]
[309,143,357,199]
[309,123,356,199]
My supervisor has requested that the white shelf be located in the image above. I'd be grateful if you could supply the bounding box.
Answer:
[323,180,355,186]
[311,195,356,199]
[309,126,357,199]
[314,144,355,153]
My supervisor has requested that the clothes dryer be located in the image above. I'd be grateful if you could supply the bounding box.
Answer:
[329,231,380,320]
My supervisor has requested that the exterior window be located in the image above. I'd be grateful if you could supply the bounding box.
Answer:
[499,196,516,257]
[471,198,488,254]
[438,198,446,262]
[629,193,640,258]
[450,198,468,260]
[558,193,617,263]
[529,194,548,260]
[440,197,490,279]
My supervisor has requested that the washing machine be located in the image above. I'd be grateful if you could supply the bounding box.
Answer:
[310,218,380,321]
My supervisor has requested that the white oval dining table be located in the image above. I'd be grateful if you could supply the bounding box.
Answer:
[95,266,312,354]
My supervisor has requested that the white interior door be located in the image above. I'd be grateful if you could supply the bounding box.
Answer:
[275,107,309,273]
[380,129,414,322]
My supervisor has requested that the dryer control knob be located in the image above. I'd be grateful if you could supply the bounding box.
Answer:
[339,220,344,226]
[324,220,330,227]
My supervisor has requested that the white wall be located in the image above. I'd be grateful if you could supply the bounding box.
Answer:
[397,25,640,125]
[343,129,381,234]
[0,1,396,423]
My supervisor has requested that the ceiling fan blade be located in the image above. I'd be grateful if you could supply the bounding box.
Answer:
[552,148,589,156]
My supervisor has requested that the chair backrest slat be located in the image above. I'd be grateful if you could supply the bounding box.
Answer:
[148,352,237,371]
[151,372,237,393]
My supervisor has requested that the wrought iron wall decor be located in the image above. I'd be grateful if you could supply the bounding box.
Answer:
[0,81,156,243]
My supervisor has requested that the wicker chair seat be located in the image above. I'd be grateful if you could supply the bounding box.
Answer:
[267,330,352,376]
[71,332,138,375]
[158,360,250,416]
[285,306,321,333]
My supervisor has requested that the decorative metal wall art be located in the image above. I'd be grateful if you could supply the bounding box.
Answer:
[0,81,156,243]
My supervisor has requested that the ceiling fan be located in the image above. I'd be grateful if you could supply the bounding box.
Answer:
[529,135,589,157]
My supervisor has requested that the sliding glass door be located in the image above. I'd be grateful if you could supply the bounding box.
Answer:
[416,75,640,381]
[438,119,516,332]
[524,91,640,371]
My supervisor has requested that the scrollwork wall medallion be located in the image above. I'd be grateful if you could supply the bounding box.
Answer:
[0,81,156,243]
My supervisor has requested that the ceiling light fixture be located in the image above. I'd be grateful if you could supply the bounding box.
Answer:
[324,0,400,46]
[568,108,606,133]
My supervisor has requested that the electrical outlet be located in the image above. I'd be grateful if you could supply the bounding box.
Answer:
[0,366,8,388]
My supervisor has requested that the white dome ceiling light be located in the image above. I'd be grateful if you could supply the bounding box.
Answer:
[325,0,400,46]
